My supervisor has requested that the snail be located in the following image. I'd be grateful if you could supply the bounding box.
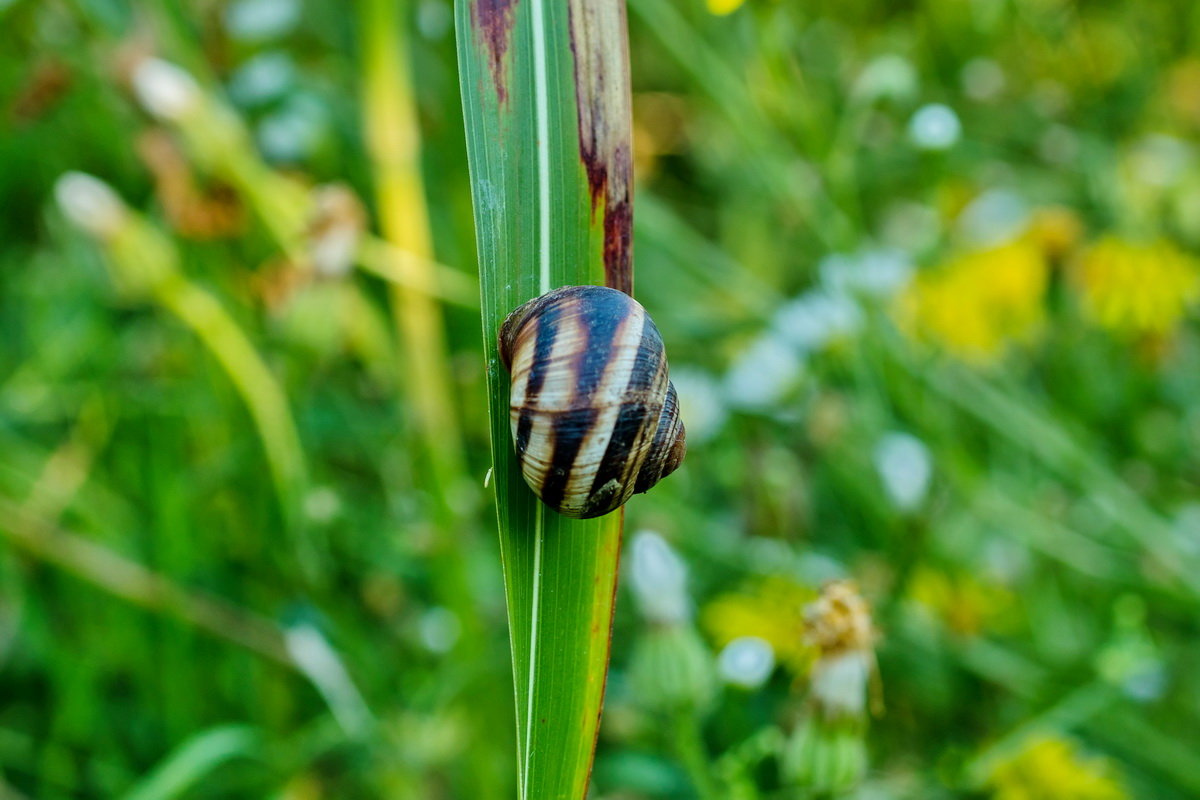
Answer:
[498,285,686,519]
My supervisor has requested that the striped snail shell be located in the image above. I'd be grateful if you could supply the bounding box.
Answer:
[498,285,686,519]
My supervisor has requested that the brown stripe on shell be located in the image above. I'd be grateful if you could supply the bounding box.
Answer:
[580,314,668,518]
[557,304,645,516]
[498,285,686,518]
[509,294,589,495]
[633,380,685,494]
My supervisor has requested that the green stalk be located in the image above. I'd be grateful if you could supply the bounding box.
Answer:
[456,1,635,796]
[674,713,719,800]
[60,181,313,566]
[360,0,470,517]
[126,42,475,307]
[0,497,292,667]
[111,225,307,521]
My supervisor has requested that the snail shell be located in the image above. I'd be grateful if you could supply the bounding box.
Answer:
[498,285,686,519]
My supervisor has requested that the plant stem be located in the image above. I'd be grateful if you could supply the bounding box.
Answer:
[0,497,292,666]
[105,213,312,561]
[360,0,469,522]
[674,713,719,800]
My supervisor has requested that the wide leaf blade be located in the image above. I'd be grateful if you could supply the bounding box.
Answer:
[455,1,634,797]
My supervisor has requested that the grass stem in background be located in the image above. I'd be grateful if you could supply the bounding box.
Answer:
[360,0,470,518]
[55,174,313,566]
[0,497,292,667]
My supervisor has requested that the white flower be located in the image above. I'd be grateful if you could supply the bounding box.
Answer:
[418,607,462,654]
[961,58,1005,101]
[308,185,366,278]
[224,0,300,41]
[628,530,690,624]
[880,201,941,252]
[771,290,862,352]
[303,486,343,523]
[723,333,805,410]
[717,636,776,689]
[257,95,327,163]
[54,172,125,238]
[957,189,1029,247]
[809,650,872,717]
[417,0,454,39]
[228,51,295,107]
[1127,135,1193,189]
[670,367,728,444]
[908,103,961,150]
[853,54,918,103]
[310,228,359,278]
[131,58,200,121]
[873,432,932,512]
[1171,503,1200,557]
[1039,124,1078,165]
[819,249,913,299]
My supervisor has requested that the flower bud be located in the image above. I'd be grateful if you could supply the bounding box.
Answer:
[54,172,126,239]
[782,713,867,793]
[628,530,690,625]
[132,58,201,121]
[628,624,717,715]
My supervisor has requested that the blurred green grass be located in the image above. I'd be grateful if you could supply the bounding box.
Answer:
[3,0,1200,798]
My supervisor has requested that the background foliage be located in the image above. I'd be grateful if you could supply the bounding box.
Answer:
[2,0,1200,798]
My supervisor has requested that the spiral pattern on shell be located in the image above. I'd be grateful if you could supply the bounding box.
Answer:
[498,285,686,519]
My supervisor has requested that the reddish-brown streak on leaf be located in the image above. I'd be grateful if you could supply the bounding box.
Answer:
[472,0,519,104]
[603,191,633,296]
[576,102,633,294]
[568,7,634,296]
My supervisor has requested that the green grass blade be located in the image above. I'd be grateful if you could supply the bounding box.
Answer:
[455,1,635,797]
[119,725,259,800]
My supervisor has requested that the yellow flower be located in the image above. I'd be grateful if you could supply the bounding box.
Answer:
[895,241,1048,364]
[707,0,747,15]
[988,736,1128,800]
[908,566,1014,636]
[702,576,817,676]
[1165,57,1200,129]
[1023,206,1084,262]
[1072,237,1199,337]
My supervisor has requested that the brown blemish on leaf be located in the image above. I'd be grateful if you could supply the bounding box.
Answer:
[568,0,634,296]
[602,193,632,296]
[472,0,519,104]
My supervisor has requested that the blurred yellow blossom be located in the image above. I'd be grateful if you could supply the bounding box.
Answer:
[702,576,816,676]
[987,736,1128,800]
[895,241,1048,363]
[1164,58,1200,129]
[1072,237,1199,337]
[632,92,689,178]
[1024,206,1084,262]
[707,0,747,15]
[909,566,1014,636]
